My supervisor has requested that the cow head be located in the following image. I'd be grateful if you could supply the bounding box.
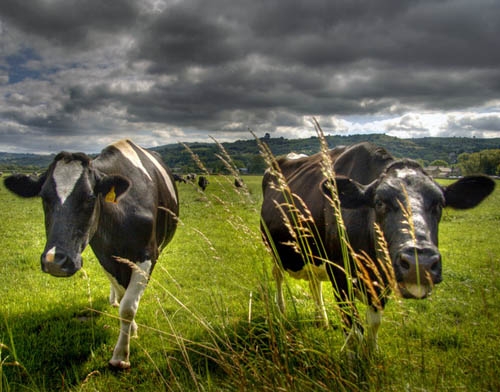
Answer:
[4,152,130,277]
[325,160,495,299]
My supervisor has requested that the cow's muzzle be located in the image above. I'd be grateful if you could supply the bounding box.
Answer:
[394,246,442,299]
[41,248,81,277]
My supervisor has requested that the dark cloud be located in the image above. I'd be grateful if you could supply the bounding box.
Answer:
[1,0,500,153]
[0,0,140,47]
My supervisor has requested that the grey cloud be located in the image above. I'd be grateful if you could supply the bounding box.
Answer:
[1,0,500,153]
[447,114,500,133]
[0,0,140,48]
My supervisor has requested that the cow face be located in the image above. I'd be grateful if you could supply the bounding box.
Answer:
[4,152,130,277]
[330,160,494,299]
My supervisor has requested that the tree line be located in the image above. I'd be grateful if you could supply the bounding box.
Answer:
[2,134,500,176]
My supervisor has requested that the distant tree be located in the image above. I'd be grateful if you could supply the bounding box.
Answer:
[458,149,500,175]
[248,155,266,174]
[458,152,481,175]
[429,159,449,167]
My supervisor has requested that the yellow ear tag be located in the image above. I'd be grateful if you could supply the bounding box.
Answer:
[105,186,117,203]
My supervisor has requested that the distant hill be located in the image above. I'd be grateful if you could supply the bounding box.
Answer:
[2,134,500,174]
[153,134,500,174]
[0,152,55,173]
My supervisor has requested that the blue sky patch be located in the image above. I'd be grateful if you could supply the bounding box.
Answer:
[6,47,42,84]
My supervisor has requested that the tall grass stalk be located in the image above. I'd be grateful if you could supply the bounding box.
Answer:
[313,118,362,335]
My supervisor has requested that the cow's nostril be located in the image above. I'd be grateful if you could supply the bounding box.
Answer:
[430,259,440,272]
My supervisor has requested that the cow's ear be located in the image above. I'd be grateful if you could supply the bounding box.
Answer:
[96,175,131,203]
[444,175,495,209]
[4,174,44,198]
[321,177,375,209]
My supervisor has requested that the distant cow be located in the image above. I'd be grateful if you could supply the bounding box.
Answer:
[173,173,187,183]
[198,175,209,191]
[261,142,494,349]
[234,178,244,188]
[4,139,179,369]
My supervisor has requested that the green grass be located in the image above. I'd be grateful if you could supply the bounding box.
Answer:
[0,175,499,391]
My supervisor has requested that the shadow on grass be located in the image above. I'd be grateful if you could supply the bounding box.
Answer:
[1,298,112,390]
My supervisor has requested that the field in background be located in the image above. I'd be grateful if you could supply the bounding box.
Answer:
[0,175,499,391]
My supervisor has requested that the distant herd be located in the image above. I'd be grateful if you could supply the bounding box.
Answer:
[4,139,495,368]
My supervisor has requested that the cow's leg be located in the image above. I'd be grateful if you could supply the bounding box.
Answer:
[109,259,151,369]
[366,306,382,352]
[104,271,124,308]
[109,284,120,307]
[328,270,364,356]
[273,264,286,314]
[308,278,329,327]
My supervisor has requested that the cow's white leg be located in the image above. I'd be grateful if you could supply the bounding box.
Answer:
[366,306,382,352]
[308,278,329,327]
[109,260,151,369]
[273,264,286,314]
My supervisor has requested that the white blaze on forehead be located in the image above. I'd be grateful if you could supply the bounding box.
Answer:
[395,168,418,179]
[394,167,428,229]
[53,160,84,204]
[112,140,177,204]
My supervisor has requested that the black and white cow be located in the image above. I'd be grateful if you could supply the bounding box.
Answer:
[261,142,494,349]
[4,139,179,369]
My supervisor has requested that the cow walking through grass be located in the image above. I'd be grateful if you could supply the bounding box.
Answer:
[261,141,494,351]
[4,139,179,369]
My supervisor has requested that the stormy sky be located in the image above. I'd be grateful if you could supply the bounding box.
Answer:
[1,0,499,154]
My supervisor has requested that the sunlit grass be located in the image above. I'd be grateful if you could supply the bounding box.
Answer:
[0,142,499,391]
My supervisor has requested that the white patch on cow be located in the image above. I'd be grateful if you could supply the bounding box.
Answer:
[45,246,56,263]
[112,140,177,204]
[395,167,418,179]
[141,148,177,204]
[404,283,429,299]
[287,263,329,282]
[112,140,153,181]
[286,152,308,160]
[110,259,152,369]
[53,160,84,204]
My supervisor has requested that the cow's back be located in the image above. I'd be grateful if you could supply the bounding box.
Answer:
[261,142,394,272]
[333,142,393,184]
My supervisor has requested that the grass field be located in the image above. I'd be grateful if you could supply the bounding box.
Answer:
[0,172,499,391]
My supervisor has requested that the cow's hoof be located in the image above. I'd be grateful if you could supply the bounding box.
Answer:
[109,359,131,370]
